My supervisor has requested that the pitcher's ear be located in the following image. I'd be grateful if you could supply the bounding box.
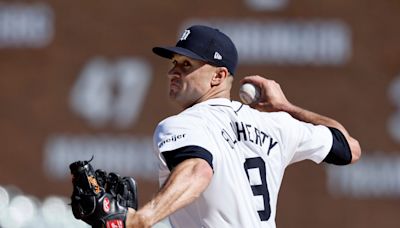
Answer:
[211,67,228,86]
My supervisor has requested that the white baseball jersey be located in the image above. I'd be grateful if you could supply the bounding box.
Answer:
[153,98,333,228]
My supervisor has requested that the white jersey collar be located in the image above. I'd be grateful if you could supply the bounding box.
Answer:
[196,98,233,107]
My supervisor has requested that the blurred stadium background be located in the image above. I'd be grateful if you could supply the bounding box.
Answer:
[0,0,399,227]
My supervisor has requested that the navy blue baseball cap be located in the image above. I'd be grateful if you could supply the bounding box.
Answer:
[152,25,238,75]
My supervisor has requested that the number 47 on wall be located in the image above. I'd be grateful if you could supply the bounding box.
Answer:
[69,57,152,129]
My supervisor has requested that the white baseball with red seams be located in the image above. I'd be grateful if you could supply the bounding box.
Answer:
[239,83,260,104]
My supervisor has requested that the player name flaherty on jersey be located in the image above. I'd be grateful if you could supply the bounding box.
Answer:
[222,121,278,155]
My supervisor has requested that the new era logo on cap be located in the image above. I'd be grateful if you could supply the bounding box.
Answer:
[152,25,238,75]
[214,52,222,60]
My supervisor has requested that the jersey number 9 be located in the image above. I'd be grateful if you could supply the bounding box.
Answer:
[244,157,271,221]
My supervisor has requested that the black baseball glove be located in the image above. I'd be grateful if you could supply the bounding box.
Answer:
[69,158,138,228]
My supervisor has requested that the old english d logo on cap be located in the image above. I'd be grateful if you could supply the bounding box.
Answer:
[180,29,191,41]
[152,25,238,75]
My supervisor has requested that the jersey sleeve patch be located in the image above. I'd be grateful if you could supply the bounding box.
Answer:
[323,127,352,165]
[161,146,214,171]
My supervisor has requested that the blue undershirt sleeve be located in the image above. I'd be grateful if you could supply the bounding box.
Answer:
[323,127,352,165]
[162,145,214,171]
